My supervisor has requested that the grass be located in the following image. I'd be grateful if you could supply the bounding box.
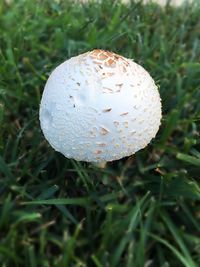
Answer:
[0,0,200,266]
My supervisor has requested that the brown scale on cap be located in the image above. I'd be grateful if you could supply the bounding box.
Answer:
[100,127,109,135]
[123,122,129,128]
[97,142,107,147]
[89,49,130,69]
[120,112,129,116]
[103,108,112,113]
[95,150,102,155]
[114,121,120,127]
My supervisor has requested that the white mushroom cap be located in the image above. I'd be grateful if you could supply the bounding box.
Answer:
[39,49,162,163]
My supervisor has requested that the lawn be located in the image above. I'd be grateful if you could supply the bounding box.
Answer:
[0,0,200,266]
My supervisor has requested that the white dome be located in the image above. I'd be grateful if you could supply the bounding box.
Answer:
[39,49,162,162]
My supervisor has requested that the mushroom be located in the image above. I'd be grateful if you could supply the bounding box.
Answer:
[39,49,162,163]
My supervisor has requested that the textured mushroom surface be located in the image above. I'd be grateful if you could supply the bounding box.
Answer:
[39,49,162,162]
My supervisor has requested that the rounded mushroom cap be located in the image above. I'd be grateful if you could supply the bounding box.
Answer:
[39,49,162,162]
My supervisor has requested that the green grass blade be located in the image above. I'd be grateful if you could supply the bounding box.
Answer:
[0,155,14,180]
[177,153,200,166]
[160,109,180,145]
[160,210,197,267]
[22,197,90,206]
[149,232,196,267]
